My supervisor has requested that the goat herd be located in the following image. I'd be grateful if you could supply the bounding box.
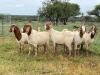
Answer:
[9,22,97,57]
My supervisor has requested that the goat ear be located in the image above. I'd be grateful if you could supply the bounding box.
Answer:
[79,28,83,38]
[26,26,32,36]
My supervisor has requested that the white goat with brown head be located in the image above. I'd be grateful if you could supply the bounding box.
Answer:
[45,22,75,56]
[23,24,49,56]
[9,24,28,53]
[82,25,97,56]
[73,25,86,56]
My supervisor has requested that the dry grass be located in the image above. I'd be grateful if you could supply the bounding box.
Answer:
[0,36,100,75]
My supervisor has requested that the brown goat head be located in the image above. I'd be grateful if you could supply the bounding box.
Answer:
[91,26,97,33]
[90,25,97,39]
[45,22,52,30]
[9,24,16,32]
[9,24,22,41]
[23,24,32,36]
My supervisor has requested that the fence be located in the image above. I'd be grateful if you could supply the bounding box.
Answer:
[0,20,46,37]
[0,21,24,37]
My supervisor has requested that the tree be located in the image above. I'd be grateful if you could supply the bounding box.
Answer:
[38,0,80,25]
[88,4,100,22]
[61,2,80,25]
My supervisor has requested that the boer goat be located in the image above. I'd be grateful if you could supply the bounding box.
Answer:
[45,22,74,56]
[82,26,97,56]
[23,24,49,56]
[9,24,28,53]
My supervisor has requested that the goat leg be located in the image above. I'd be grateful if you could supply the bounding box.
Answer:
[34,48,37,57]
[43,43,48,55]
[19,44,22,53]
[28,45,33,56]
[54,43,57,56]
[68,45,72,56]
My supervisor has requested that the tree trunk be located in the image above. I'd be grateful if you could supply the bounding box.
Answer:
[62,18,68,25]
[63,19,66,25]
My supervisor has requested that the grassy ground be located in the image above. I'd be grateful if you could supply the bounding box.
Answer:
[0,21,100,75]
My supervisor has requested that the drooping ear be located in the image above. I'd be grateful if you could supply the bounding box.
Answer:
[26,25,32,36]
[23,26,26,33]
[9,25,15,32]
[79,26,83,38]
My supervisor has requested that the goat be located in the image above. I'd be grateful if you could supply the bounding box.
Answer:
[73,25,86,56]
[9,24,28,53]
[23,24,49,56]
[45,22,74,56]
[82,26,97,56]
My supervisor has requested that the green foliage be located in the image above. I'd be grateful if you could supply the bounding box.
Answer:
[11,15,38,22]
[38,0,80,25]
[88,4,100,22]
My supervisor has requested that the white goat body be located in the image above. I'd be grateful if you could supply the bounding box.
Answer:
[73,26,85,56]
[28,31,49,45]
[23,25,49,56]
[45,22,74,55]
[16,33,28,44]
[82,28,96,56]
